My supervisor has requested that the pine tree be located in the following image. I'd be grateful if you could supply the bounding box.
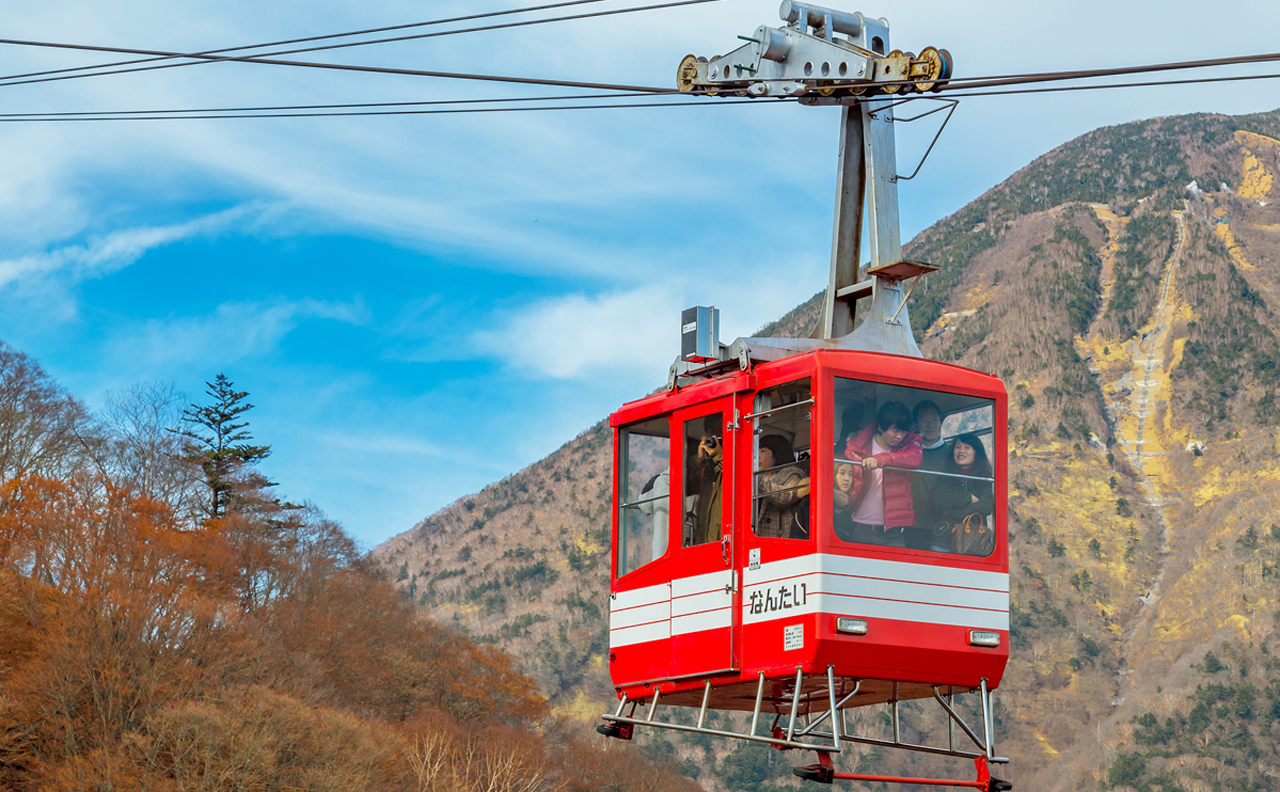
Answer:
[176,374,272,518]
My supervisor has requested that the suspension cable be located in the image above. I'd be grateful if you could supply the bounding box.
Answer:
[0,98,780,122]
[899,70,1280,100]
[0,26,1276,112]
[0,0,719,91]
[4,67,1280,124]
[1,25,1277,99]
[0,37,671,93]
[935,50,1280,92]
[803,51,1280,96]
[0,0,643,84]
[0,92,652,119]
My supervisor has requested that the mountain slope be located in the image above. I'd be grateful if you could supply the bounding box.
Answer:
[376,108,1280,791]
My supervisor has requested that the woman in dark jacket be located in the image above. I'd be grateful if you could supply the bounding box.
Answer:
[929,432,996,555]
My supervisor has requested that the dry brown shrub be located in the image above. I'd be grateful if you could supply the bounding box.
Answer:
[547,734,701,792]
[137,685,409,792]
[37,747,149,792]
[261,564,547,725]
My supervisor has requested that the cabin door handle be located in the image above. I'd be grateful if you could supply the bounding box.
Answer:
[721,534,731,566]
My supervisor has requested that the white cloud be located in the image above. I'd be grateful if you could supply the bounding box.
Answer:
[470,256,826,385]
[473,286,681,381]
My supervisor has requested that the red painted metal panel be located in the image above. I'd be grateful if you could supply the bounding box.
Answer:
[610,636,671,688]
[669,398,736,677]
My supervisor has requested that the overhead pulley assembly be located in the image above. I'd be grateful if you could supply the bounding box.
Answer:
[676,0,951,98]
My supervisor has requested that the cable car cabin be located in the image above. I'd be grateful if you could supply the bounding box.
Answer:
[606,348,1008,713]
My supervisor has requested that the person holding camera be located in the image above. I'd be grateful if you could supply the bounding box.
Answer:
[688,416,724,546]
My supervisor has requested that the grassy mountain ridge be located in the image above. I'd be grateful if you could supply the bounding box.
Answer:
[376,108,1280,791]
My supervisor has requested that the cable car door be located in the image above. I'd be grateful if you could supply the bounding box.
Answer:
[669,399,738,678]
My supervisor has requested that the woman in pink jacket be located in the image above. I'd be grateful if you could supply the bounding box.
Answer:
[839,401,923,548]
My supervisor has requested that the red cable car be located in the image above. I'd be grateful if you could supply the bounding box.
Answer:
[601,302,1012,788]
[598,7,1011,790]
[607,344,1008,699]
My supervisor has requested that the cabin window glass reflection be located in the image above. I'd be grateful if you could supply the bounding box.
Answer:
[752,379,812,540]
[832,377,997,557]
[617,417,670,577]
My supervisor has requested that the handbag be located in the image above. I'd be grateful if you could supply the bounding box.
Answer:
[950,512,995,557]
[791,497,811,539]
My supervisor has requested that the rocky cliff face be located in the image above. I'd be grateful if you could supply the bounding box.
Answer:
[377,109,1280,791]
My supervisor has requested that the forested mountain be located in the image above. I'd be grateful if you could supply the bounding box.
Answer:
[0,353,697,791]
[377,108,1280,791]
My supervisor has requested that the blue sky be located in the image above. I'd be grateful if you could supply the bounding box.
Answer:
[2,0,1278,548]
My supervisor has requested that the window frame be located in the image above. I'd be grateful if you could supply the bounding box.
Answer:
[748,378,814,542]
[826,372,1002,560]
[614,415,674,580]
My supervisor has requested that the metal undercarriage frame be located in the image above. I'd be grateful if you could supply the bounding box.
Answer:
[601,666,1008,764]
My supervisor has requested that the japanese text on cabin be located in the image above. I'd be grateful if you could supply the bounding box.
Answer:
[748,583,808,615]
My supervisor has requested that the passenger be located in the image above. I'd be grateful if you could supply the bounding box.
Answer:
[931,432,996,555]
[832,459,856,536]
[839,401,923,547]
[755,435,809,539]
[913,400,950,467]
[907,400,949,550]
[835,382,878,452]
[688,415,723,546]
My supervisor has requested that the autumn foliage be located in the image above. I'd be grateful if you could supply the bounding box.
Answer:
[0,471,696,791]
[0,350,695,792]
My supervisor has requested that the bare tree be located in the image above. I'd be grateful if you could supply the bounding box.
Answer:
[102,381,204,521]
[407,731,464,792]
[0,341,101,483]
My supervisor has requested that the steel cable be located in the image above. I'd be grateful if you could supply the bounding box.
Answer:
[918,70,1280,100]
[0,0,720,92]
[785,49,1280,94]
[1,25,1278,97]
[0,39,671,93]
[0,0,680,84]
[0,98,778,122]
[5,68,1280,123]
[0,92,651,118]
[934,50,1280,92]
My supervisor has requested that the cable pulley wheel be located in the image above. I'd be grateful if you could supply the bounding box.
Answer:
[676,54,700,93]
[880,49,910,94]
[913,46,953,93]
[932,48,953,93]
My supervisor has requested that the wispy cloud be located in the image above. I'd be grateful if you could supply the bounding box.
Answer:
[0,204,259,290]
[105,297,368,376]
[314,430,453,460]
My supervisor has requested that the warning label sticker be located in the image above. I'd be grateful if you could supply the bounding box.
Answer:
[783,623,803,652]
